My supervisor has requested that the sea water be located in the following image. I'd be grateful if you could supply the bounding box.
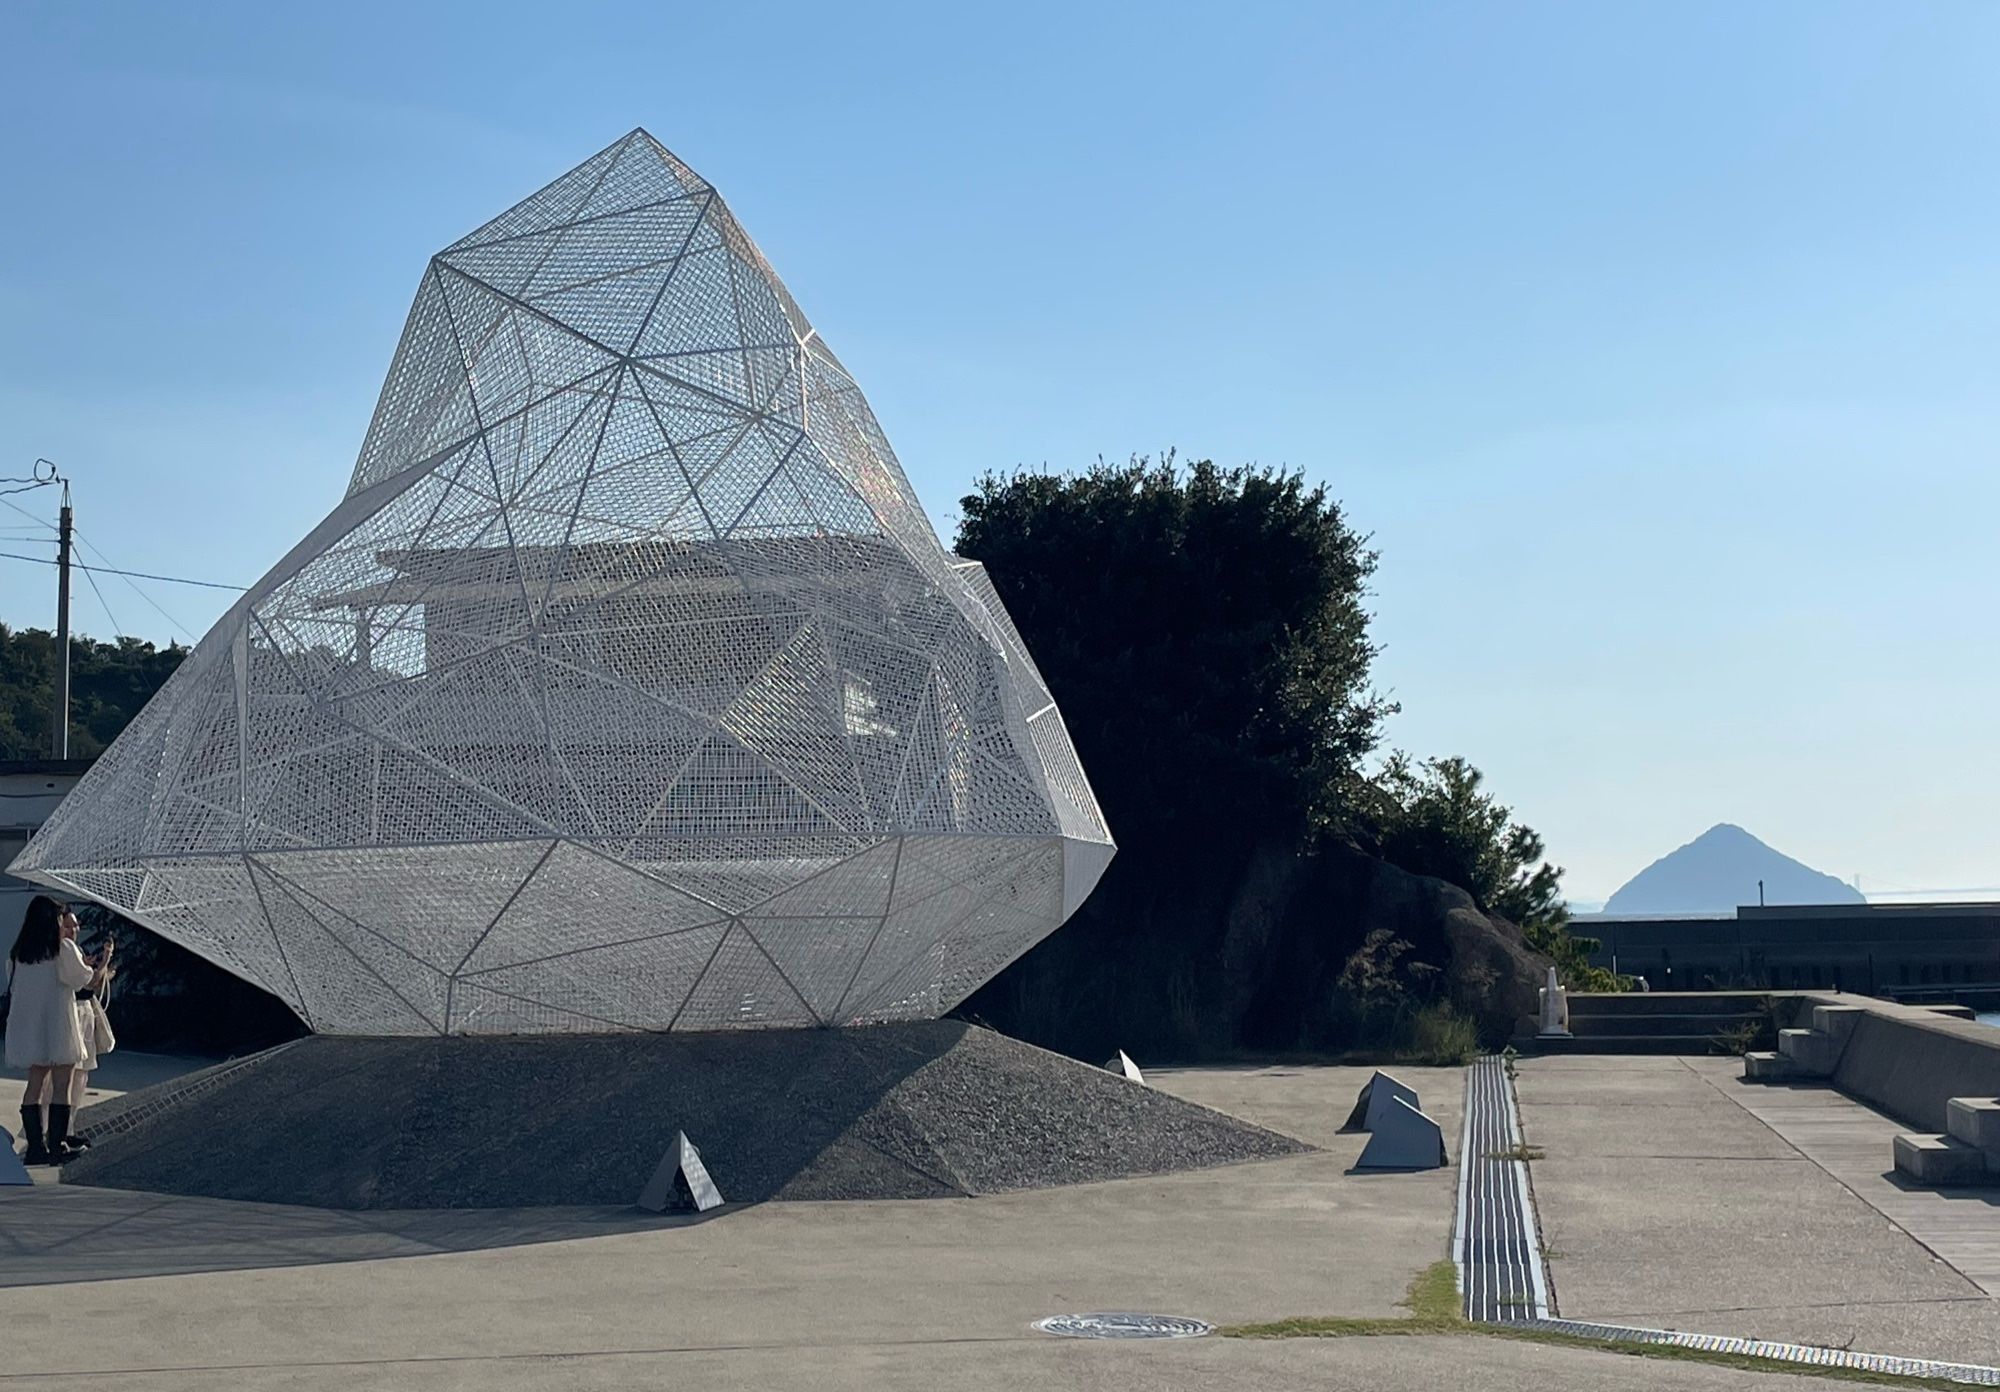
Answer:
[1978,1012,2000,1029]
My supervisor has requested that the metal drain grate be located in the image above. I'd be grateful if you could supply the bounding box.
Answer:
[1033,1313,1214,1340]
[1456,1054,1548,1321]
[1456,1056,2000,1385]
[1521,1317,2000,1387]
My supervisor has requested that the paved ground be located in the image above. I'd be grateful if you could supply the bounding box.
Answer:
[0,1063,1479,1387]
[1708,1054,2000,1294]
[0,1049,210,1117]
[0,1330,1902,1392]
[0,1053,1958,1389]
[1515,1053,2000,1364]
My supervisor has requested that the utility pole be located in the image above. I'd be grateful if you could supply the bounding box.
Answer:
[49,479,73,759]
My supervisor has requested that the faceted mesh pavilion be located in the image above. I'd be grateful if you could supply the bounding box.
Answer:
[12,130,1114,1036]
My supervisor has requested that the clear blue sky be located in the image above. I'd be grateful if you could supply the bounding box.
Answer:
[3,1,1995,903]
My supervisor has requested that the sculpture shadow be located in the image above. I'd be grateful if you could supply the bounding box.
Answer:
[0,1185,721,1288]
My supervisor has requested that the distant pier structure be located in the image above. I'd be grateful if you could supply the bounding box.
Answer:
[1579,902,2000,1001]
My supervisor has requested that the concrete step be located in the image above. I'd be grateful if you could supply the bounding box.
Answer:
[1568,1012,1762,1039]
[1744,1051,1798,1081]
[1809,1004,1865,1042]
[1776,1028,1840,1075]
[1893,1132,1999,1186]
[1519,1033,1736,1056]
[1567,992,1774,1018]
[1945,1097,2000,1152]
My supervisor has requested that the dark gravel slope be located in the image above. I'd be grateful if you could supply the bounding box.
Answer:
[64,1021,1308,1209]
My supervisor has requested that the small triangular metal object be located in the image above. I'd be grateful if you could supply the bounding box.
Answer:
[1106,1049,1144,1085]
[1355,1096,1447,1170]
[1342,1070,1419,1132]
[637,1130,723,1213]
[0,1128,30,1186]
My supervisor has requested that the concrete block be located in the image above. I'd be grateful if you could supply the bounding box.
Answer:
[1777,1028,1839,1076]
[1836,1008,2000,1133]
[1945,1097,2000,1153]
[638,1130,724,1213]
[1743,1051,1797,1082]
[1893,1133,1996,1186]
[1343,1070,1419,1132]
[1354,1097,1447,1170]
[1810,1005,1864,1043]
[0,1130,28,1187]
[1105,1050,1145,1085]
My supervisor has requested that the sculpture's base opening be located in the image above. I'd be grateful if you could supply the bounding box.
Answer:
[61,1022,1306,1209]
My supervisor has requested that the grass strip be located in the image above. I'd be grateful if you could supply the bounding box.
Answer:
[1223,1262,1975,1390]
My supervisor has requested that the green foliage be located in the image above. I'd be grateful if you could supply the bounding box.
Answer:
[0,624,186,760]
[953,456,1401,1056]
[1399,1001,1481,1066]
[954,454,1395,846]
[1364,754,1564,930]
[1711,996,1780,1055]
[1324,931,1480,1062]
[1361,753,1620,991]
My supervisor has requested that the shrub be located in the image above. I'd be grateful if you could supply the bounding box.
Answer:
[1398,1001,1481,1066]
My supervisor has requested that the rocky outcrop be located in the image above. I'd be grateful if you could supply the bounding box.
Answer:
[1224,841,1553,1048]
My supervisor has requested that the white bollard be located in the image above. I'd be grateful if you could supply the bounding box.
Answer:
[1538,966,1572,1038]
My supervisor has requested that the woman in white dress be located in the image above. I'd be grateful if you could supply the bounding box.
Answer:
[6,895,109,1164]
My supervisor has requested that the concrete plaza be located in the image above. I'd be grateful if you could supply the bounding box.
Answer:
[0,1051,1992,1389]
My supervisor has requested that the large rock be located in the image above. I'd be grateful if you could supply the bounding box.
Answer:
[1223,842,1551,1047]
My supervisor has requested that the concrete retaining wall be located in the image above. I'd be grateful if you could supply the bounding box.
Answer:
[1821,999,2000,1132]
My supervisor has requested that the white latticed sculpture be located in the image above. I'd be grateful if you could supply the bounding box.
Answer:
[12,130,1114,1036]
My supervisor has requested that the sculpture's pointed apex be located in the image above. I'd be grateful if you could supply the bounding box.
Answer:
[444,129,710,256]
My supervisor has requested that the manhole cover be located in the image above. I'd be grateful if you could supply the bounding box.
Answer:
[1033,1313,1214,1340]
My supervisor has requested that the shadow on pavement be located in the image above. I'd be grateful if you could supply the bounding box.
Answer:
[0,1183,716,1288]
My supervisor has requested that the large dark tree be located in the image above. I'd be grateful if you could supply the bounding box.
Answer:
[952,457,1398,1054]
[955,456,1393,843]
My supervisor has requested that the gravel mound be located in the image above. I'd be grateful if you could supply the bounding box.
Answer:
[64,1022,1307,1209]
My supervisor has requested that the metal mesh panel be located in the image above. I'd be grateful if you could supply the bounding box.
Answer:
[9,129,1114,1035]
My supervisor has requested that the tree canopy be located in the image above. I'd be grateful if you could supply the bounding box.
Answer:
[955,457,1605,1054]
[955,456,1395,847]
[1357,754,1614,989]
[0,625,187,760]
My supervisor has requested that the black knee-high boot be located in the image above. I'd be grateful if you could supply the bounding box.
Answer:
[18,1105,48,1165]
[45,1104,75,1162]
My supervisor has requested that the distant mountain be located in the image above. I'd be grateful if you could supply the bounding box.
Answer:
[1602,824,1864,915]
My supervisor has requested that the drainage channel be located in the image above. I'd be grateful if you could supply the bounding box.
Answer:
[1458,1053,2000,1387]
[1455,1054,1548,1322]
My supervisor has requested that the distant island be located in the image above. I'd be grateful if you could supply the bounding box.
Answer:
[1602,823,1864,915]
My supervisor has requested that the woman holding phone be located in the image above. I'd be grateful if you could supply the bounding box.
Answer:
[6,895,112,1164]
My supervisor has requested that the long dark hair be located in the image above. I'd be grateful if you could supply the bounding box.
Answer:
[10,895,63,966]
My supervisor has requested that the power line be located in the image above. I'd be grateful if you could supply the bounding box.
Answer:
[76,556,124,638]
[1,495,55,531]
[3,486,213,635]
[0,548,245,591]
[0,459,61,500]
[71,526,198,641]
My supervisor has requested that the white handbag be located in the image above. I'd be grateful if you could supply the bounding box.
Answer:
[90,995,116,1056]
